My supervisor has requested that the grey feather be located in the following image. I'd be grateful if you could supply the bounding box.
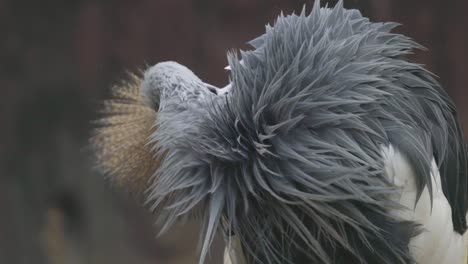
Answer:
[142,1,467,264]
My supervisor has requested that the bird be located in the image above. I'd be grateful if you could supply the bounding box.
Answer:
[90,1,468,264]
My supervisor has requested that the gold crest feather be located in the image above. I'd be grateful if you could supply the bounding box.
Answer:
[90,72,161,198]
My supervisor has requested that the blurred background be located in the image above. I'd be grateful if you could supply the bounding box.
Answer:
[1,0,467,263]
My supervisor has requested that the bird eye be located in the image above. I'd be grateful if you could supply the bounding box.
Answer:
[206,84,219,95]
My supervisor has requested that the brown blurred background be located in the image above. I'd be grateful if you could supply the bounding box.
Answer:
[0,0,467,263]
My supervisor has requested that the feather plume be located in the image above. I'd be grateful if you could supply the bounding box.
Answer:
[90,72,161,198]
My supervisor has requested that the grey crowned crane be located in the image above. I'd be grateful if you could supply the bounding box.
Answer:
[91,1,468,263]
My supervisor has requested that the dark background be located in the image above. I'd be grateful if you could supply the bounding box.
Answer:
[1,0,467,263]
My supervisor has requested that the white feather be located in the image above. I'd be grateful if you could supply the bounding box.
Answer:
[382,144,468,264]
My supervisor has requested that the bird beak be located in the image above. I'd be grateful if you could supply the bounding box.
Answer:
[224,59,244,71]
[223,235,247,264]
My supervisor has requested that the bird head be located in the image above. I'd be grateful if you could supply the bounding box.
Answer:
[141,61,227,111]
[90,61,228,201]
